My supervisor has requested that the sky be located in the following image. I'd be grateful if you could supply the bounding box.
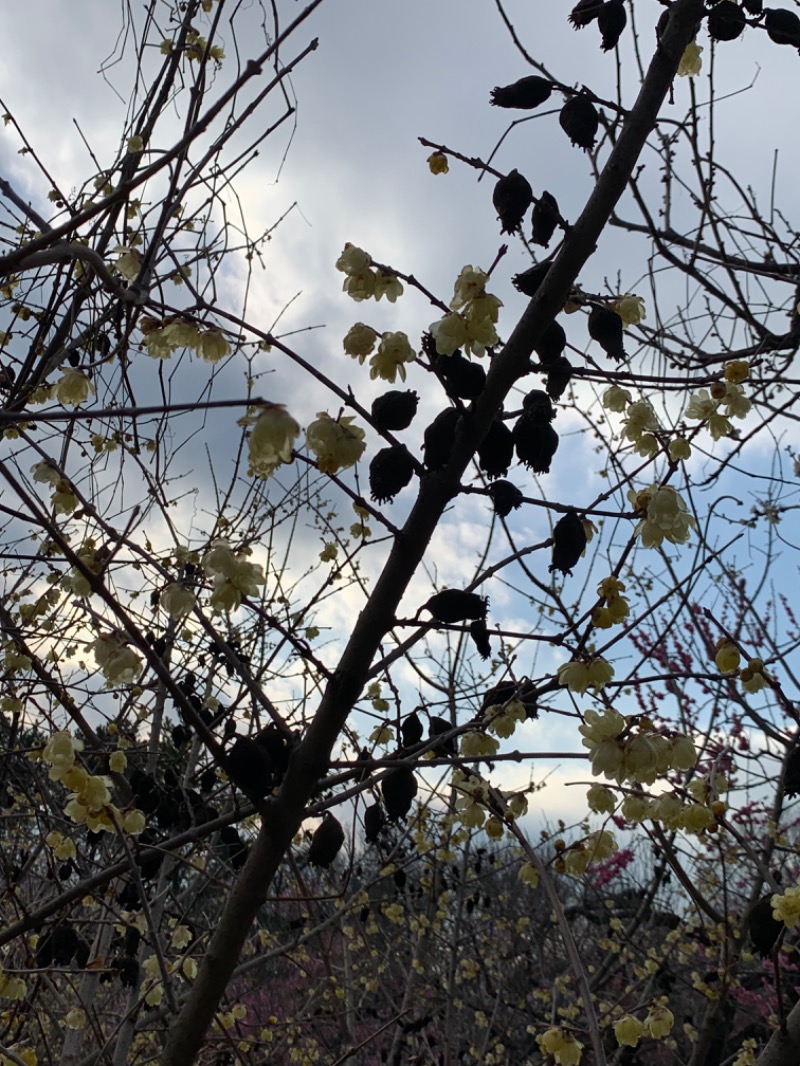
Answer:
[1,0,799,836]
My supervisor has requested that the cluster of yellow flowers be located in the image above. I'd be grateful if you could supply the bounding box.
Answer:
[684,362,751,441]
[628,483,696,549]
[202,540,266,613]
[771,880,800,927]
[160,29,224,62]
[336,243,403,303]
[92,633,143,685]
[556,828,618,877]
[62,539,106,597]
[538,1027,584,1065]
[41,730,145,835]
[342,322,416,383]
[580,709,697,786]
[484,698,527,738]
[614,1003,674,1046]
[31,460,79,515]
[557,656,614,696]
[714,639,774,694]
[139,315,231,363]
[451,770,526,833]
[592,575,630,629]
[55,367,95,407]
[587,772,727,835]
[0,966,27,1002]
[160,582,197,619]
[429,265,503,359]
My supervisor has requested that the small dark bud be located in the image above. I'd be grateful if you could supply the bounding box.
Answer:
[546,357,573,401]
[491,75,553,109]
[423,589,488,624]
[226,736,274,798]
[478,419,514,478]
[381,767,418,820]
[493,168,534,234]
[559,94,599,151]
[488,480,523,518]
[550,509,588,575]
[513,261,551,298]
[531,191,561,247]
[598,0,627,49]
[370,444,415,503]
[308,813,345,868]
[401,710,424,747]
[371,390,419,431]
[364,803,385,843]
[588,305,626,361]
[469,618,492,659]
[707,0,747,40]
[423,408,461,470]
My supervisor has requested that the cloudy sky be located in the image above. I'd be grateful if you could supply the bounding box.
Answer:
[2,0,798,829]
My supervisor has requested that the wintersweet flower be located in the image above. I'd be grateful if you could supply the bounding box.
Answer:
[615,1015,644,1047]
[31,461,60,486]
[772,883,800,927]
[725,360,749,384]
[740,657,772,693]
[614,294,646,328]
[43,731,83,781]
[621,793,650,822]
[245,403,300,479]
[370,332,416,382]
[427,151,449,175]
[450,266,489,311]
[722,383,751,420]
[602,385,632,412]
[685,389,717,421]
[343,270,377,301]
[644,1004,674,1039]
[55,368,95,407]
[430,312,468,356]
[161,319,201,349]
[586,783,617,814]
[91,634,143,685]
[199,330,231,363]
[519,862,539,887]
[343,323,377,360]
[52,481,79,515]
[108,750,127,772]
[115,246,141,281]
[680,803,714,834]
[373,271,403,303]
[463,310,499,357]
[669,733,697,770]
[336,244,371,276]
[678,39,703,77]
[669,437,692,462]
[306,412,366,474]
[714,638,741,674]
[539,1027,584,1066]
[629,484,696,548]
[621,399,659,443]
[580,707,625,743]
[123,809,147,835]
[160,583,196,619]
[707,413,733,440]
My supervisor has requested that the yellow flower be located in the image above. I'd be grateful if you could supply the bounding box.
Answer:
[602,384,632,412]
[427,151,449,175]
[772,884,800,927]
[614,1015,643,1047]
[115,246,142,281]
[669,437,692,462]
[678,40,703,77]
[306,413,366,474]
[160,583,196,618]
[370,332,416,383]
[714,638,740,675]
[587,783,617,814]
[55,368,95,407]
[429,312,469,356]
[246,403,300,479]
[343,323,377,360]
[539,1027,583,1065]
[91,634,143,685]
[373,271,403,303]
[725,360,749,384]
[336,244,371,275]
[109,751,127,773]
[199,329,231,363]
[519,862,539,887]
[644,1004,674,1038]
[65,1009,86,1030]
[613,294,646,328]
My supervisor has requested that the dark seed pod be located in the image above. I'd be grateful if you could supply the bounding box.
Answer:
[401,710,424,748]
[588,305,626,361]
[513,416,559,473]
[522,390,556,422]
[137,834,165,880]
[429,716,458,755]
[381,767,418,820]
[435,350,487,400]
[493,169,534,234]
[36,924,80,966]
[423,589,488,624]
[67,349,81,368]
[707,0,747,39]
[226,736,274,798]
[469,618,492,660]
[491,75,553,109]
[570,0,604,27]
[488,480,523,518]
[598,0,627,49]
[741,0,762,13]
[747,893,783,956]
[369,444,415,503]
[371,390,419,432]
[308,813,345,868]
[256,723,293,777]
[393,869,407,890]
[478,419,514,478]
[513,261,551,298]
[550,509,588,575]
[784,749,800,797]
[199,767,217,793]
[364,803,385,843]
[531,191,561,248]
[546,357,573,401]
[534,319,567,367]
[115,956,140,988]
[764,7,800,45]
[559,95,599,151]
[423,408,461,470]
